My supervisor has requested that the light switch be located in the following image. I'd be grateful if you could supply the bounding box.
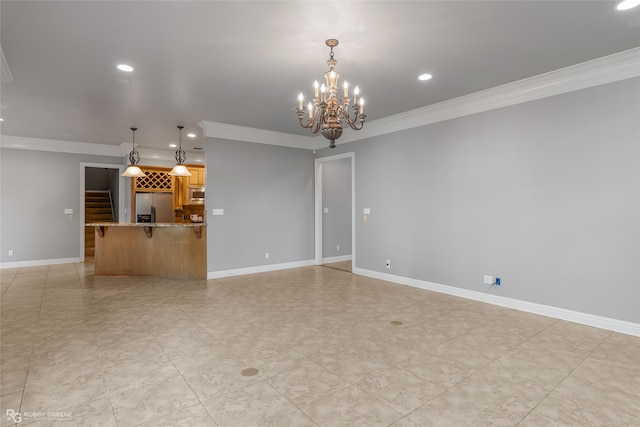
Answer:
[64,209,73,214]
[211,209,224,216]
[363,208,371,215]
[323,208,329,214]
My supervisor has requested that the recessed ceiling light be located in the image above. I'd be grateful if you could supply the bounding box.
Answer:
[117,64,134,72]
[169,144,177,148]
[418,73,432,81]
[0,118,3,122]
[617,0,640,10]
[187,133,196,138]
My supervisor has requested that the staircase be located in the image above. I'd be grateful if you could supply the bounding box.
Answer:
[85,191,114,259]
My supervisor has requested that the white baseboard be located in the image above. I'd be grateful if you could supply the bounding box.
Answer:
[322,255,352,264]
[207,259,316,280]
[353,268,640,337]
[0,257,82,269]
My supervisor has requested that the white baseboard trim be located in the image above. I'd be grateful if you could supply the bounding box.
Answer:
[0,257,83,269]
[322,255,353,264]
[208,259,316,280]
[353,268,640,337]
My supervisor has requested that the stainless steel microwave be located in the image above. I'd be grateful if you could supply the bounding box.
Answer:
[188,187,205,204]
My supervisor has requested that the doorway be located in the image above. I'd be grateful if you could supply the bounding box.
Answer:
[314,153,355,272]
[80,163,125,261]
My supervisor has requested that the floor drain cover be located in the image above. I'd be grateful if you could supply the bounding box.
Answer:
[390,320,403,326]
[241,368,259,377]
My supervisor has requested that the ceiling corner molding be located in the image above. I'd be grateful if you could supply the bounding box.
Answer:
[198,120,315,150]
[0,135,122,157]
[136,146,205,164]
[1,46,14,86]
[338,47,640,144]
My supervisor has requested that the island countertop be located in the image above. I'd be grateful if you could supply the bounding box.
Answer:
[86,222,206,227]
[88,222,207,279]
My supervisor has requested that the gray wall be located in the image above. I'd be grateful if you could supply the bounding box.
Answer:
[0,149,123,263]
[317,77,640,323]
[205,139,314,272]
[322,157,352,259]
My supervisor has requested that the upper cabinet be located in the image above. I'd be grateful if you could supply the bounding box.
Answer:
[187,167,205,187]
[179,165,206,206]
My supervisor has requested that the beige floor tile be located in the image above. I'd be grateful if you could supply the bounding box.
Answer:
[267,361,351,408]
[1,263,638,426]
[96,337,167,368]
[399,350,477,389]
[354,367,445,415]
[176,357,263,401]
[389,417,423,427]
[301,384,402,426]
[548,359,640,422]
[102,355,180,392]
[235,345,312,379]
[135,403,217,427]
[519,395,636,427]
[309,347,393,384]
[203,380,316,427]
[0,362,28,395]
[110,374,200,427]
[21,369,108,412]
[407,390,512,427]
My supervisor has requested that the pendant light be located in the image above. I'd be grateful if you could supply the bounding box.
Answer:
[122,127,147,177]
[168,125,192,176]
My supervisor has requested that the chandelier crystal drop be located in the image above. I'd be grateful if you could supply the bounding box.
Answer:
[296,39,366,148]
[168,125,192,177]
[121,127,147,178]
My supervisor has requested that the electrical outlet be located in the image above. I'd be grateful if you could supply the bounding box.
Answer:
[386,259,391,269]
[484,275,493,285]
[8,250,13,256]
[265,252,270,259]
[336,245,340,252]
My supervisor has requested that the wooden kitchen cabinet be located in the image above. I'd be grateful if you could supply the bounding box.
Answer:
[187,167,205,187]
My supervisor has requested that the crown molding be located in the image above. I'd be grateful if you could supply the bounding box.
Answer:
[336,47,640,145]
[0,135,123,156]
[3,48,638,155]
[198,120,316,149]
[133,145,206,165]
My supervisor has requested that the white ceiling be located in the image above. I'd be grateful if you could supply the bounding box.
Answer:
[1,1,639,152]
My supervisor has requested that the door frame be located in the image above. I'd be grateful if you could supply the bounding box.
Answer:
[80,162,126,260]
[314,152,355,269]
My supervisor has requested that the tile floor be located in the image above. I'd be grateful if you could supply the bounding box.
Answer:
[0,263,638,426]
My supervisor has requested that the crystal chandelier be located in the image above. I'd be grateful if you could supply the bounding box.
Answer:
[168,125,192,177]
[121,127,146,177]
[296,39,366,148]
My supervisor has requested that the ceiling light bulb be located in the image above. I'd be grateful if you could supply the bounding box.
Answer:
[617,0,640,10]
[169,144,177,148]
[187,133,196,138]
[418,73,433,81]
[117,64,134,72]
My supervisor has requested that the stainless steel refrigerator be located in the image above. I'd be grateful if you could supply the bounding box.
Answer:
[135,192,173,223]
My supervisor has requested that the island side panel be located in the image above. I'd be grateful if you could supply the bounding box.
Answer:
[94,226,154,276]
[152,226,207,279]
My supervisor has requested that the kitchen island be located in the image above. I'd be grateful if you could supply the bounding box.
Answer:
[87,222,206,279]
